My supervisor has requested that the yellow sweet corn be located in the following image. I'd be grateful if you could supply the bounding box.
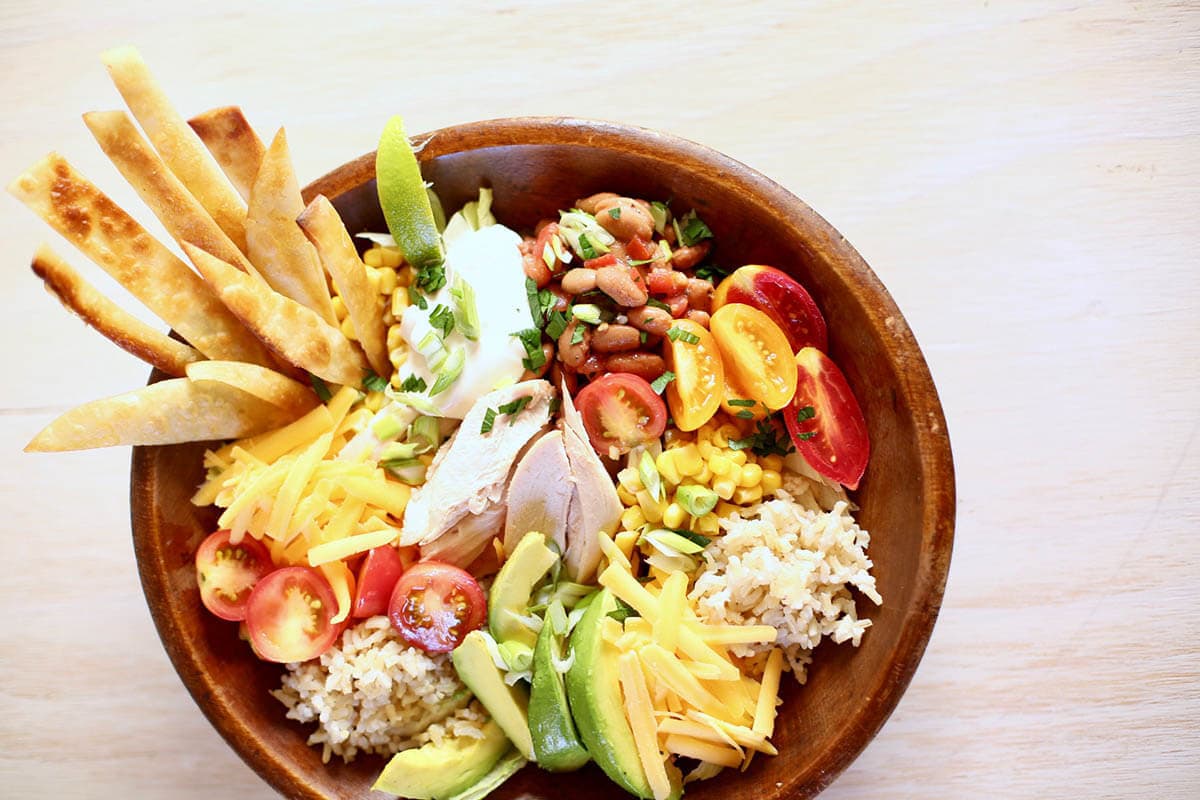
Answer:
[733,485,763,505]
[715,501,740,518]
[340,316,357,340]
[366,267,383,294]
[617,485,638,506]
[656,451,682,486]
[380,248,404,269]
[759,454,785,473]
[693,465,713,485]
[379,267,398,295]
[728,449,748,467]
[713,477,737,501]
[738,463,763,488]
[363,248,383,268]
[674,444,703,476]
[762,469,783,495]
[364,391,385,412]
[331,295,347,320]
[663,502,687,530]
[708,453,733,477]
[694,512,720,535]
[621,506,646,531]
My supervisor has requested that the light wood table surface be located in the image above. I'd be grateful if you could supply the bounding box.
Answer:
[1,2,1196,798]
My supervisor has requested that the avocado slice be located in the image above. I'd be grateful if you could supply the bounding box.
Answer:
[528,616,590,771]
[451,630,535,760]
[488,531,558,649]
[565,589,654,799]
[371,718,509,799]
[445,748,527,800]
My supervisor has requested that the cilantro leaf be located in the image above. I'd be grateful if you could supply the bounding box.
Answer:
[677,210,714,246]
[545,310,569,340]
[608,206,621,220]
[362,370,390,393]
[796,405,816,422]
[407,285,428,310]
[695,263,731,283]
[428,304,455,339]
[399,374,428,392]
[649,371,676,394]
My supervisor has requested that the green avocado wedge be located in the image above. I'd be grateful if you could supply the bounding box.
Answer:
[376,115,444,270]
[371,718,509,799]
[528,616,590,771]
[451,630,535,760]
[565,589,654,799]
[488,531,558,649]
[444,748,527,800]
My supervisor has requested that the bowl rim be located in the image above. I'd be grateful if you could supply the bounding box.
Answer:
[131,115,955,800]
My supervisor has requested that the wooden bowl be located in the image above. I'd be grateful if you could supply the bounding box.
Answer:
[132,117,955,800]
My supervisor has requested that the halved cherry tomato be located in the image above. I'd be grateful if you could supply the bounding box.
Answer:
[709,303,798,411]
[713,265,828,353]
[662,318,723,432]
[786,347,870,489]
[352,546,405,619]
[647,269,686,296]
[574,373,668,457]
[389,561,486,653]
[245,567,342,663]
[626,235,657,261]
[534,222,565,275]
[195,530,274,622]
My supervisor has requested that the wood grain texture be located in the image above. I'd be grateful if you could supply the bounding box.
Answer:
[1,1,1196,799]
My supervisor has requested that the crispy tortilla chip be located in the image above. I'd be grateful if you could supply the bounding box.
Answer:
[185,361,317,417]
[31,244,202,377]
[83,110,254,274]
[25,378,296,452]
[101,46,247,251]
[297,195,390,377]
[7,153,273,366]
[183,242,369,386]
[188,106,266,203]
[246,129,337,324]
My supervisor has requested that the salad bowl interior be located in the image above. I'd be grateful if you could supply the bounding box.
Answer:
[132,117,955,800]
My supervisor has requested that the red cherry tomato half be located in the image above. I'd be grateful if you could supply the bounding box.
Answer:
[713,265,828,353]
[388,561,486,653]
[786,347,870,489]
[195,530,274,622]
[574,372,669,457]
[626,235,657,261]
[245,567,342,663]
[353,546,406,619]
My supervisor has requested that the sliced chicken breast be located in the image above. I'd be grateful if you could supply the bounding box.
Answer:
[503,429,572,555]
[558,380,623,581]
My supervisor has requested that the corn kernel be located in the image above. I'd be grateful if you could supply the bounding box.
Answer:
[697,441,716,459]
[379,267,398,295]
[695,512,720,535]
[617,485,638,506]
[733,485,763,505]
[656,452,682,485]
[391,291,409,317]
[364,267,381,294]
[340,316,357,340]
[728,449,748,466]
[615,529,640,560]
[759,454,785,472]
[694,465,713,484]
[381,247,404,268]
[715,501,740,518]
[621,506,646,531]
[674,444,703,476]
[708,454,732,477]
[389,349,409,369]
[618,468,643,494]
[738,463,763,488]
[382,309,394,326]
[762,469,783,495]
[637,490,665,523]
[713,477,737,500]
[663,502,687,530]
[332,295,347,320]
[396,266,413,287]
[711,429,729,447]
[387,326,405,351]
[363,247,383,268]
[364,391,384,412]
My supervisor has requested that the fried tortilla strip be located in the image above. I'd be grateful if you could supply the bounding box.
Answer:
[31,244,202,377]
[101,46,247,251]
[25,378,296,452]
[185,361,317,417]
[83,110,254,275]
[188,106,266,203]
[183,242,369,386]
[7,154,273,366]
[297,195,390,377]
[246,130,337,324]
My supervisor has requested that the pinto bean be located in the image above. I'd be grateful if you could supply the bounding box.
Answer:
[579,352,607,377]
[557,320,590,369]
[627,304,673,336]
[520,342,556,380]
[685,277,713,312]
[560,268,597,295]
[521,238,552,288]
[603,352,667,382]
[591,323,642,353]
[576,192,620,215]
[594,197,655,243]
[685,309,711,327]
[596,265,649,307]
[671,241,712,271]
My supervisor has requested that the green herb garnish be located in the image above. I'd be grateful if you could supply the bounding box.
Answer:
[429,304,455,339]
[728,398,756,407]
[649,371,676,394]
[407,284,429,310]
[512,328,546,372]
[676,210,714,246]
[578,232,598,260]
[362,370,389,393]
[545,310,569,340]
[608,207,621,220]
[694,263,731,283]
[309,373,332,403]
[645,297,671,312]
[497,395,532,423]
[571,325,586,345]
[399,374,427,393]
[796,405,816,422]
[728,417,796,457]
[480,408,497,434]
[666,326,700,344]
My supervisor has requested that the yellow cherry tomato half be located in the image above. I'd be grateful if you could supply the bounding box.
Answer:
[662,318,724,431]
[709,303,798,411]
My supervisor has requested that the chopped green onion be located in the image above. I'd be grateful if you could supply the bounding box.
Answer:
[362,370,389,393]
[675,484,719,516]
[649,371,676,394]
[481,407,497,434]
[643,528,706,556]
[667,326,700,344]
[578,232,598,260]
[385,390,441,416]
[380,441,421,461]
[639,451,663,503]
[670,529,712,548]
[408,415,442,453]
[498,640,534,672]
[416,330,444,362]
[429,347,465,395]
[645,297,671,312]
[382,457,427,485]
[498,395,532,422]
[608,206,621,220]
[542,241,556,270]
[727,398,757,407]
[371,414,405,441]
[649,201,669,234]
[547,599,569,637]
[309,373,332,403]
[450,276,480,341]
[570,324,586,345]
[571,304,603,325]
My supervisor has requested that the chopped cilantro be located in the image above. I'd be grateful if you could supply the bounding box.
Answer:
[512,328,546,372]
[645,297,671,312]
[578,232,598,260]
[796,431,817,441]
[362,371,389,393]
[309,373,332,403]
[694,263,731,283]
[416,263,447,293]
[407,284,428,310]
[677,211,714,246]
[498,395,532,423]
[666,326,700,344]
[545,310,569,340]
[608,207,621,220]
[480,408,497,434]
[400,374,427,393]
[729,417,795,457]
[796,405,816,422]
[571,324,586,345]
[727,398,756,407]
[429,304,455,339]
[649,371,676,394]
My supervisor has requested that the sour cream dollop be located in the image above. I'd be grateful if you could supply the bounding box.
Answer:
[395,224,530,418]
